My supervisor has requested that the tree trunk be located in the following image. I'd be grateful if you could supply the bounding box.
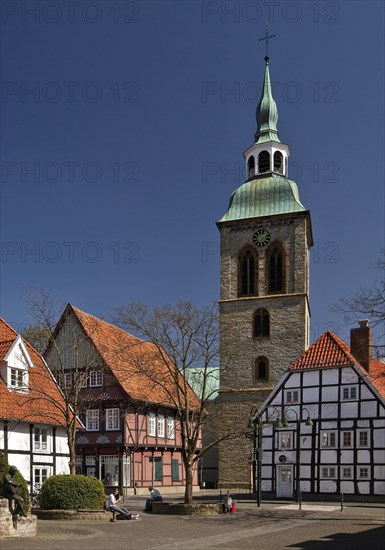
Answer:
[68,427,77,475]
[184,463,193,504]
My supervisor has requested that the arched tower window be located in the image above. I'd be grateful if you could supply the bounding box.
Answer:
[255,357,269,382]
[253,309,270,337]
[258,151,270,174]
[247,156,255,180]
[268,244,285,294]
[238,248,257,297]
[273,151,283,174]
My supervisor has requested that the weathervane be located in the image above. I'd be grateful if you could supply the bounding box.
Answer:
[258,22,276,61]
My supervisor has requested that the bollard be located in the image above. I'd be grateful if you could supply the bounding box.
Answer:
[299,491,302,510]
[340,492,344,512]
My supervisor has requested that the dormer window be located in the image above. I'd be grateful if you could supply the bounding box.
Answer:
[10,367,26,390]
[258,151,270,173]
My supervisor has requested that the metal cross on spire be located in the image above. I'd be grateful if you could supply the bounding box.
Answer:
[258,22,275,61]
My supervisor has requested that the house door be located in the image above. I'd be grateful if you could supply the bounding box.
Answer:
[276,465,293,498]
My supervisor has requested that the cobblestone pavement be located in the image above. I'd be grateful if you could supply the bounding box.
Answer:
[1,501,384,550]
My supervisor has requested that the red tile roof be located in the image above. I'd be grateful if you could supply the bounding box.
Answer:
[63,305,200,410]
[0,317,69,426]
[289,330,385,400]
[289,331,357,370]
[367,358,385,400]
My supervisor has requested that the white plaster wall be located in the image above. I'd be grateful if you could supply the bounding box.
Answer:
[374,481,385,494]
[320,403,337,419]
[55,430,70,454]
[361,385,373,400]
[340,481,354,493]
[7,424,30,451]
[357,482,370,494]
[321,386,338,402]
[360,400,378,417]
[302,371,319,386]
[373,428,385,447]
[340,402,359,418]
[340,451,354,463]
[285,373,301,388]
[56,456,70,475]
[322,370,339,385]
[341,368,358,384]
[357,450,370,463]
[7,454,31,484]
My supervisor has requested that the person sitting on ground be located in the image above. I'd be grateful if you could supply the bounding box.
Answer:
[145,486,163,511]
[107,489,139,521]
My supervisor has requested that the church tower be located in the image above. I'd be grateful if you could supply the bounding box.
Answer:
[217,50,313,488]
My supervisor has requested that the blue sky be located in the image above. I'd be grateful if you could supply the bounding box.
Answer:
[1,0,384,346]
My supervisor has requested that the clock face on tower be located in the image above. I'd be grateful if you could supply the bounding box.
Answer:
[253,229,271,247]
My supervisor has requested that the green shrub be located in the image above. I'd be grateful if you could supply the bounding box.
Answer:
[0,452,30,514]
[39,475,105,510]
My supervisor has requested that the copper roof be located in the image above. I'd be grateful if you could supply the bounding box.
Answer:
[65,305,200,410]
[0,317,69,426]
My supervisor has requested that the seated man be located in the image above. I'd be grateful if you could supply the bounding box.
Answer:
[145,486,162,511]
[107,489,139,521]
[4,466,27,518]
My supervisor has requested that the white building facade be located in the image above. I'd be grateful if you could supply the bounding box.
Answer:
[0,318,70,491]
[253,323,385,499]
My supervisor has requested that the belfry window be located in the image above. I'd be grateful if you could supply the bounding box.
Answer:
[258,151,270,173]
[253,309,270,337]
[255,357,269,381]
[273,151,283,174]
[268,245,285,293]
[239,249,257,297]
[247,156,255,180]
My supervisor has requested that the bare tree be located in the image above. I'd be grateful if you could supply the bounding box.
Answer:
[332,251,385,357]
[23,287,102,474]
[112,300,231,504]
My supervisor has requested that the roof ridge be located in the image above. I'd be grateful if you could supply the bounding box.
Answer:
[289,330,357,370]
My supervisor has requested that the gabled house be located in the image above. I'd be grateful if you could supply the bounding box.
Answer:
[252,321,385,499]
[45,304,201,494]
[0,317,70,491]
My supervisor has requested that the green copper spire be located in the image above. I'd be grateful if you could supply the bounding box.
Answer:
[254,57,280,144]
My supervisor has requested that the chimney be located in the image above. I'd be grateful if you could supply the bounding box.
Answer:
[350,320,372,372]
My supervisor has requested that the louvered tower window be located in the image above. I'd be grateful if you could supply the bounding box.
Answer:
[258,151,270,173]
[268,246,284,293]
[239,249,257,297]
[255,357,269,381]
[247,156,255,180]
[274,151,283,173]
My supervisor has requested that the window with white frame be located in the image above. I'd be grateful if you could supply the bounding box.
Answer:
[80,372,88,388]
[342,431,352,447]
[279,432,292,449]
[285,390,299,404]
[322,431,337,448]
[148,412,156,436]
[358,467,369,478]
[358,430,369,447]
[86,409,99,431]
[89,370,103,387]
[33,466,49,490]
[342,467,352,478]
[64,372,73,388]
[157,414,165,438]
[342,386,357,400]
[106,408,120,431]
[10,368,26,389]
[167,417,175,439]
[33,427,48,451]
[85,456,96,465]
[321,467,336,478]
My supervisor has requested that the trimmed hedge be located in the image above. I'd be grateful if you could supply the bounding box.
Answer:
[39,475,105,510]
[0,452,30,514]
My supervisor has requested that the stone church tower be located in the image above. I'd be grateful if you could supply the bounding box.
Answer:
[217,53,313,488]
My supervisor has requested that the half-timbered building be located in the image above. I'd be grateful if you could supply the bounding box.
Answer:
[0,317,70,492]
[45,305,201,494]
[252,321,385,499]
